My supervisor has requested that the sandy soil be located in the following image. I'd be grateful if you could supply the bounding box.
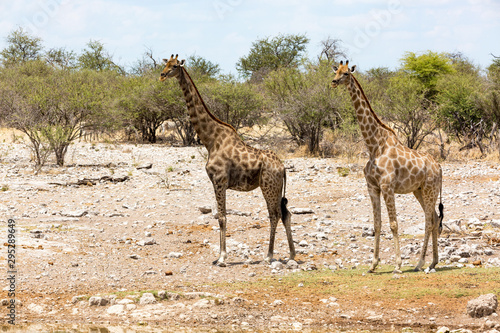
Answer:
[0,140,499,332]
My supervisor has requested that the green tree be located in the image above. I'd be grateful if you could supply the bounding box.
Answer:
[45,47,77,70]
[265,61,348,153]
[187,54,221,79]
[0,27,43,66]
[78,40,124,73]
[380,73,437,149]
[117,74,185,143]
[401,51,454,100]
[202,74,262,131]
[436,71,487,152]
[0,61,117,167]
[237,33,309,81]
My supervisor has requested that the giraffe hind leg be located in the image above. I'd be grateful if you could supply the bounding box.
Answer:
[281,197,295,261]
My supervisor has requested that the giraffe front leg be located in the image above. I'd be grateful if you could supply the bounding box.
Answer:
[367,185,382,273]
[213,183,228,267]
[382,187,402,274]
[281,201,296,261]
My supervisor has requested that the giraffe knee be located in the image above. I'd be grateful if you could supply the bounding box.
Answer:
[389,220,398,234]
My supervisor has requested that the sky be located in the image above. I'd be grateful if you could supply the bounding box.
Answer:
[0,0,499,74]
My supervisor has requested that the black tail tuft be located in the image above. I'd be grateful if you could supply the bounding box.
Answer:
[438,202,444,229]
[281,197,289,222]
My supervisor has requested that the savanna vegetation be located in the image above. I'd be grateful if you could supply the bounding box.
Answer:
[1,28,499,169]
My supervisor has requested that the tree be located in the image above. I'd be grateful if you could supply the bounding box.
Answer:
[45,47,77,69]
[236,33,309,81]
[436,71,487,152]
[186,54,221,78]
[130,47,162,76]
[380,73,437,149]
[202,74,263,130]
[318,36,347,63]
[0,27,43,66]
[401,51,454,100]
[117,74,185,143]
[0,61,116,167]
[265,61,348,153]
[78,40,124,73]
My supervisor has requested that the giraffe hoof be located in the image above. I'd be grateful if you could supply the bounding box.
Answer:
[367,269,375,274]
[213,260,227,267]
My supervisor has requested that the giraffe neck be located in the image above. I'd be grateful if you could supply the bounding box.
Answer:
[348,75,396,157]
[177,67,237,149]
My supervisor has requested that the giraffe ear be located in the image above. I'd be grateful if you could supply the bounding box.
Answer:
[333,65,338,72]
[351,65,356,73]
[179,59,185,67]
[163,59,169,64]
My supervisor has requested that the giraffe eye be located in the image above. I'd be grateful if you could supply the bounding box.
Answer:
[343,73,348,76]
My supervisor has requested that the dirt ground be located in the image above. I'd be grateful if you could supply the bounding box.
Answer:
[1,138,500,332]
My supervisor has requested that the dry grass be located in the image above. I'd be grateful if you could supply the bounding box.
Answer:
[221,266,500,307]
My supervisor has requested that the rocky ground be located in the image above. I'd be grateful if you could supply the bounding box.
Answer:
[0,140,499,332]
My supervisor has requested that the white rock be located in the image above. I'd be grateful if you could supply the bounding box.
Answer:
[467,293,498,318]
[291,208,314,214]
[270,261,284,270]
[168,252,183,258]
[299,240,309,247]
[193,299,211,308]
[107,304,125,315]
[139,293,156,305]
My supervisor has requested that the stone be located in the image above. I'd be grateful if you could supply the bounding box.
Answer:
[436,327,450,333]
[193,299,211,308]
[270,261,284,270]
[71,295,85,304]
[107,304,125,315]
[61,210,88,218]
[467,293,498,318]
[299,240,309,247]
[137,238,156,246]
[168,252,183,258]
[139,293,156,305]
[198,206,212,214]
[286,260,299,269]
[167,292,180,300]
[272,300,284,306]
[290,208,314,214]
[89,296,108,306]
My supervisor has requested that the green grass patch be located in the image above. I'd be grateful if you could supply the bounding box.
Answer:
[219,266,500,301]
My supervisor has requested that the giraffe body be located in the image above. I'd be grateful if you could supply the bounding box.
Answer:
[160,55,295,266]
[332,61,443,273]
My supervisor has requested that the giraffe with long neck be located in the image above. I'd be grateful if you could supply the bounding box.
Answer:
[331,61,444,273]
[160,54,295,266]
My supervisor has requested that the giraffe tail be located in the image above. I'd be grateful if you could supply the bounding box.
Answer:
[438,168,444,232]
[280,169,290,223]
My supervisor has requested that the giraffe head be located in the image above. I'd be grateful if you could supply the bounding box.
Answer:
[331,60,357,88]
[159,54,185,82]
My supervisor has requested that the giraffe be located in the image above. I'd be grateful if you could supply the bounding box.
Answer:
[159,54,295,266]
[331,60,444,273]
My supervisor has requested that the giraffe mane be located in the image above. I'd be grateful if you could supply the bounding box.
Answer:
[181,66,237,133]
[350,74,397,136]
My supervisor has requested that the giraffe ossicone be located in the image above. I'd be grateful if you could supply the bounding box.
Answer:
[331,60,444,273]
[159,55,295,266]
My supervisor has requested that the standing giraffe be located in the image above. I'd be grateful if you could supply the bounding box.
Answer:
[159,54,295,266]
[331,61,444,273]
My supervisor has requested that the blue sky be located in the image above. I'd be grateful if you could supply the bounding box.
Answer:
[1,0,499,74]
